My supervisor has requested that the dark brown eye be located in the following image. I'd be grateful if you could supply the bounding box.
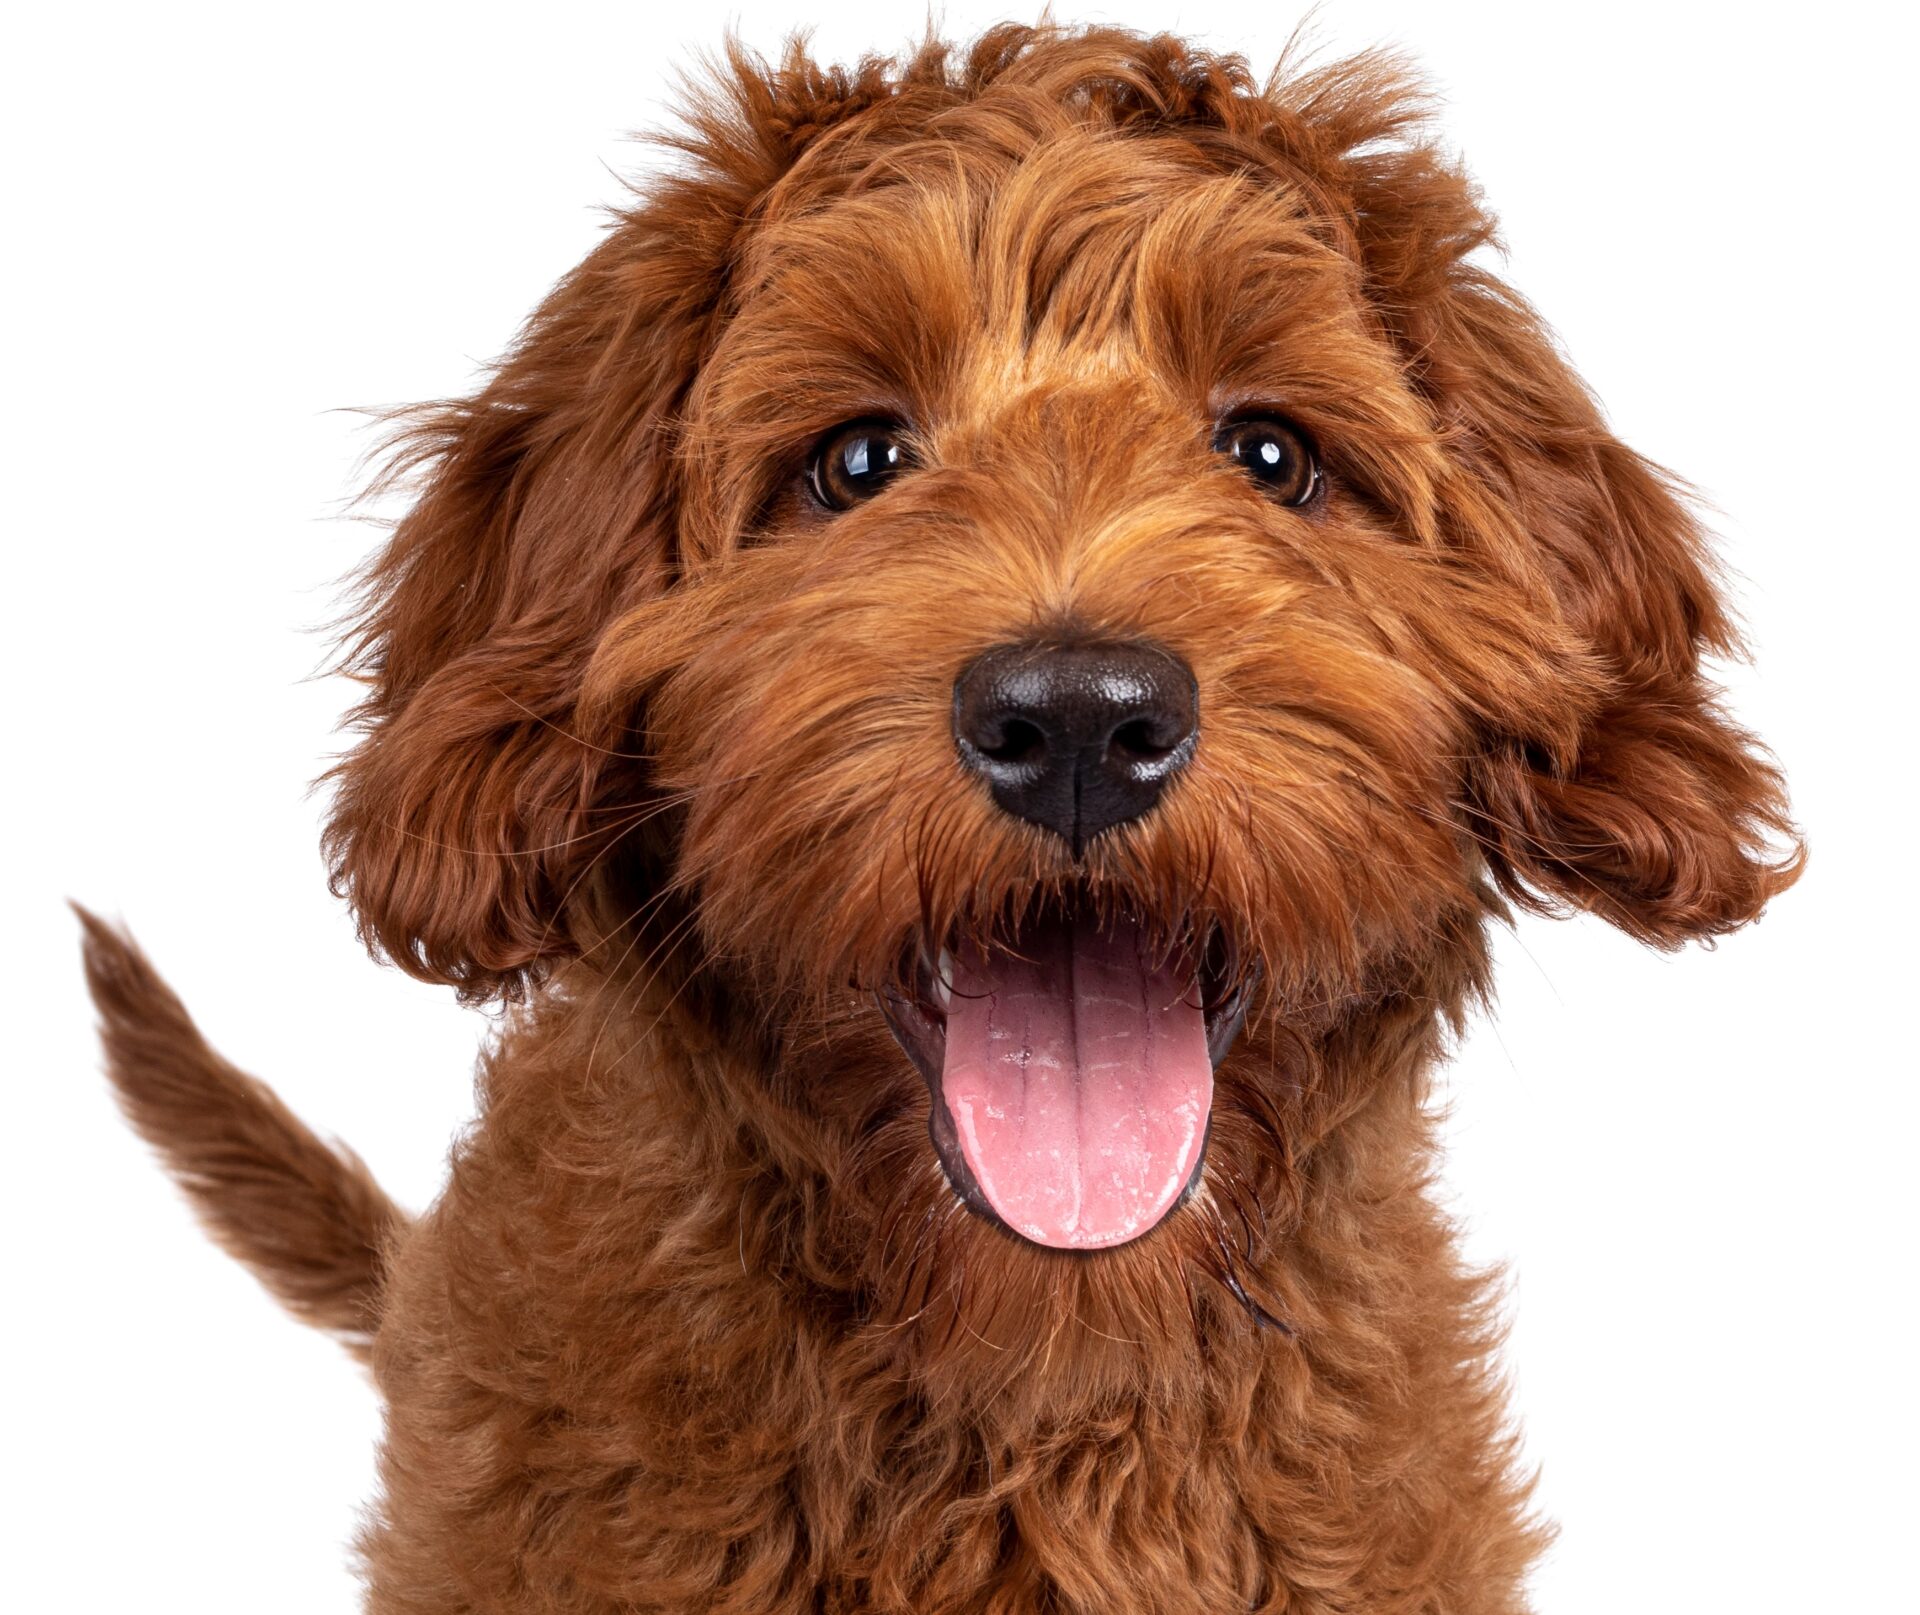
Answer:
[1214,414,1320,506]
[809,419,915,510]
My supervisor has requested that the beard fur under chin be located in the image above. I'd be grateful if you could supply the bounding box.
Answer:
[850,1079,1305,1414]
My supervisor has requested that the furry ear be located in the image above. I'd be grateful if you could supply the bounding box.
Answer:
[323,153,732,999]
[1284,58,1802,944]
[322,220,697,1001]
[1469,680,1800,946]
[324,42,914,1001]
[1416,268,1800,944]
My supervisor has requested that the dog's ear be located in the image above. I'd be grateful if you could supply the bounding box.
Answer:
[323,44,906,1001]
[1281,58,1802,945]
[322,220,700,1001]
[1406,265,1802,946]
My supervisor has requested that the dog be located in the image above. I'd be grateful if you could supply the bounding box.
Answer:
[79,24,1800,1613]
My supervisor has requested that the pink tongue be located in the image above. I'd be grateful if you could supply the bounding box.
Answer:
[939,913,1211,1250]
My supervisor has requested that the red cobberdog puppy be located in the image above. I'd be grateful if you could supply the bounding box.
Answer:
[79,25,1800,1614]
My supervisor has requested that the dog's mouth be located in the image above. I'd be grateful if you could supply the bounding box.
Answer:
[878,892,1253,1251]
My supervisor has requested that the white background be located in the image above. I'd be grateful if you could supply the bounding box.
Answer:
[7,2,1913,1609]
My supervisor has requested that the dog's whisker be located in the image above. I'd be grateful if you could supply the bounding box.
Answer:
[478,681,658,762]
[593,904,714,1073]
[381,803,659,859]
[533,818,685,967]
[580,899,704,1077]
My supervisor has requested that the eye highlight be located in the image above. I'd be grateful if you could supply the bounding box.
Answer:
[1214,414,1321,507]
[809,419,916,510]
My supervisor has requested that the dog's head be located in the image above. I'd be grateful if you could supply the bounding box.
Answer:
[325,27,1797,1378]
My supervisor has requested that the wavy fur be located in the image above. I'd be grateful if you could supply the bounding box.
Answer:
[83,24,1798,1614]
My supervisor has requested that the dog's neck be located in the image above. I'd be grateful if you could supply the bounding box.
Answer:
[424,910,1531,1602]
[499,901,1494,1410]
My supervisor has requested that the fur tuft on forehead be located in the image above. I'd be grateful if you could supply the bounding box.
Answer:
[672,25,1450,300]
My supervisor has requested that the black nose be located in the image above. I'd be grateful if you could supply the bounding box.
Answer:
[953,640,1198,854]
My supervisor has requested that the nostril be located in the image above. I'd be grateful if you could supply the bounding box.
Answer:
[979,716,1048,767]
[1109,716,1178,762]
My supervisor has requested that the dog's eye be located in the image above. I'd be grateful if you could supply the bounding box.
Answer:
[809,420,916,510]
[1214,414,1320,507]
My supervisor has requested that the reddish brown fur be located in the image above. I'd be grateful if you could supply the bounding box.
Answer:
[81,25,1799,1613]
[77,907,400,1357]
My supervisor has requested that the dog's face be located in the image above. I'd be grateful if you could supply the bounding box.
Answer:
[610,125,1569,1258]
[325,30,1796,1379]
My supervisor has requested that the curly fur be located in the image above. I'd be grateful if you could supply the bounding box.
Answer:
[80,24,1799,1613]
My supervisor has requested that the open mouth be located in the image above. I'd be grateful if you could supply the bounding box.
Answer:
[878,892,1254,1251]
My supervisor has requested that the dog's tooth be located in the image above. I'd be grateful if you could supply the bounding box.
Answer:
[936,948,953,1010]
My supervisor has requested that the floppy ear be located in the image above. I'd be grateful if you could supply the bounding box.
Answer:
[1280,58,1802,945]
[1413,268,1802,945]
[323,42,921,1001]
[322,224,697,1001]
